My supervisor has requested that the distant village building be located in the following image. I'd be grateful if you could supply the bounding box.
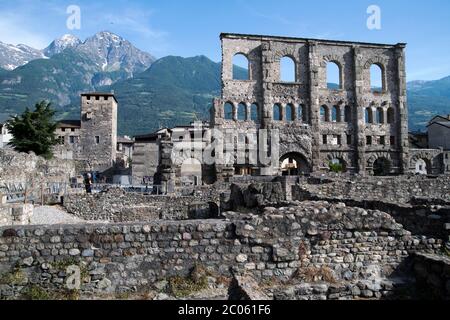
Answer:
[54,92,119,176]
[407,114,450,175]
[116,136,134,168]
[428,115,450,150]
[0,122,12,149]
[132,122,211,187]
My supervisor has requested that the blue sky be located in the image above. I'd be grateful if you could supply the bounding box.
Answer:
[0,0,449,81]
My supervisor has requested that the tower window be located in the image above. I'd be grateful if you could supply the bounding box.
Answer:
[366,136,372,145]
[95,136,100,144]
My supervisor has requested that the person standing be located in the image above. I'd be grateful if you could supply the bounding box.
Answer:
[84,173,93,194]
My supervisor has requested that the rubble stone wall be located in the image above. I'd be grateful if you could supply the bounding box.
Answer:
[0,201,442,299]
[63,189,218,222]
[413,253,450,300]
[296,175,450,204]
[0,149,76,186]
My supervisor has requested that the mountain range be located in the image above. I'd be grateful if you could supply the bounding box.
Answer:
[0,31,448,136]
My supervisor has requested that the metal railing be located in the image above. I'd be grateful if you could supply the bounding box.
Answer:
[1,182,166,204]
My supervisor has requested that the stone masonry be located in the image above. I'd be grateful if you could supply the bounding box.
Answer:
[54,92,118,173]
[0,200,443,300]
[211,33,409,178]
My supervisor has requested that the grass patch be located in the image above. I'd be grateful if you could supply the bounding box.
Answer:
[0,269,27,286]
[22,285,52,300]
[168,264,210,298]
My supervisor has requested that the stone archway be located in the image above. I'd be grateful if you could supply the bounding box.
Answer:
[325,152,350,173]
[180,158,203,186]
[373,157,392,176]
[280,152,311,176]
[410,151,436,175]
[414,159,431,175]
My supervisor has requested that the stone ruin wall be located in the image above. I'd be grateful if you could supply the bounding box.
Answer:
[0,200,443,300]
[293,175,450,204]
[212,34,409,177]
[0,149,76,188]
[62,187,223,223]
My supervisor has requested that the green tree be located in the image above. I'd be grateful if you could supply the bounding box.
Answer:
[6,101,59,159]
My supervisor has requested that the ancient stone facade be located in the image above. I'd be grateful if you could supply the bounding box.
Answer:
[54,93,118,173]
[211,33,410,178]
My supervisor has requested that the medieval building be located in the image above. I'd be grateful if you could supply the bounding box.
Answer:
[54,92,118,173]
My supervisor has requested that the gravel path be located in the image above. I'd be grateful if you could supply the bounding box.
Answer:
[30,206,105,225]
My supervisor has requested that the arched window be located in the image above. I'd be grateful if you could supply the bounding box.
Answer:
[286,104,295,121]
[233,54,249,80]
[327,62,341,89]
[332,105,340,122]
[344,105,351,122]
[280,56,296,82]
[370,64,383,92]
[273,104,282,121]
[376,107,384,124]
[224,102,234,120]
[298,104,305,122]
[320,105,330,122]
[237,103,247,121]
[250,103,259,122]
[365,107,374,124]
[387,107,395,124]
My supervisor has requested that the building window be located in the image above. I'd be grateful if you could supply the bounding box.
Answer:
[233,54,249,80]
[286,104,295,122]
[237,103,247,121]
[322,135,328,145]
[366,136,372,145]
[387,107,395,124]
[337,135,342,145]
[346,134,352,145]
[327,61,341,89]
[320,105,330,122]
[95,136,100,144]
[370,64,384,93]
[376,107,384,124]
[69,136,75,144]
[365,108,374,124]
[380,136,386,145]
[344,105,351,122]
[332,106,340,122]
[273,104,282,121]
[61,128,66,132]
[280,56,296,82]
[390,136,396,146]
[224,102,234,120]
[250,103,259,122]
[58,136,65,145]
[71,128,75,132]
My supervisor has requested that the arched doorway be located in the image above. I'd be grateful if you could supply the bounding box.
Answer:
[180,158,202,186]
[329,158,347,173]
[415,158,431,175]
[373,157,392,176]
[280,153,311,176]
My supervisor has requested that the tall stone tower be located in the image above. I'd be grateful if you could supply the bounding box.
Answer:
[79,92,118,172]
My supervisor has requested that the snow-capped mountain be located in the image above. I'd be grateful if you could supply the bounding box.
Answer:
[76,31,155,75]
[43,34,82,57]
[0,41,47,70]
[0,31,155,76]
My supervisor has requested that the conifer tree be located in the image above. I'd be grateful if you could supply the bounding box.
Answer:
[6,101,59,159]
